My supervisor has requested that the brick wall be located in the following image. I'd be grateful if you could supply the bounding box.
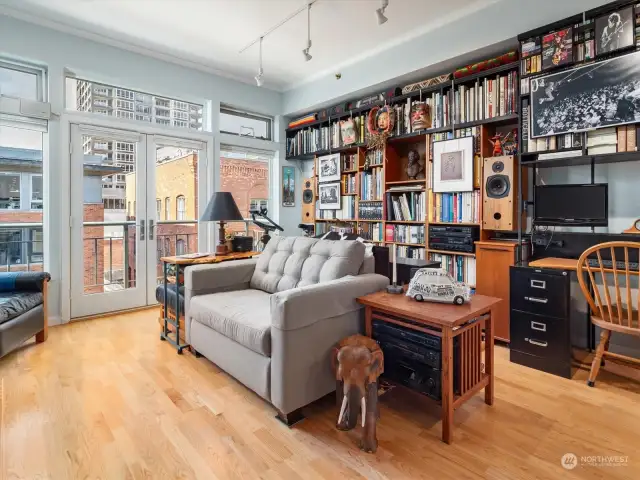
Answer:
[83,203,105,294]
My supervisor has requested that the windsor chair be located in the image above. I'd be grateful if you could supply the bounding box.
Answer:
[577,241,640,387]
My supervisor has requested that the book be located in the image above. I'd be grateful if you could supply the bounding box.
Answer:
[617,127,628,152]
[627,125,637,151]
[522,98,530,153]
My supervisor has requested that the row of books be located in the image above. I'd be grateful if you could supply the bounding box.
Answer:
[342,173,357,194]
[429,191,481,224]
[342,153,358,171]
[429,254,477,286]
[615,126,638,153]
[358,222,384,242]
[360,167,383,201]
[384,225,425,244]
[453,71,518,124]
[386,192,426,222]
[365,148,383,167]
[358,201,383,220]
[316,196,356,220]
[587,127,638,155]
[314,223,354,236]
[286,126,329,156]
[397,246,426,260]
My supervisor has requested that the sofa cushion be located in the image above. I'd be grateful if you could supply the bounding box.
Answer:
[250,236,365,294]
[189,289,272,356]
[0,292,43,325]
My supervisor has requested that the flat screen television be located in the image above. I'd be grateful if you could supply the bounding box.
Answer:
[534,184,608,226]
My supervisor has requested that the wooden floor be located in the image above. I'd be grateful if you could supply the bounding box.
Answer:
[1,309,639,480]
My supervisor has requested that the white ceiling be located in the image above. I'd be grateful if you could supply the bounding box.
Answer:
[6,0,495,91]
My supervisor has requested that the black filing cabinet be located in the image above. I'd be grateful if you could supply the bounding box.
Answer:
[509,266,572,378]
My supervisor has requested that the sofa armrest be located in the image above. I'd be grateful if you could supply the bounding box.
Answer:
[270,274,389,331]
[185,259,257,296]
[0,272,51,293]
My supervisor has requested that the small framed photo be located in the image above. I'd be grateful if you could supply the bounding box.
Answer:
[282,166,295,207]
[318,153,340,183]
[596,7,635,56]
[433,137,474,193]
[318,182,341,210]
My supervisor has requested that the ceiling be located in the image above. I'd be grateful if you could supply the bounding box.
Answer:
[4,0,496,91]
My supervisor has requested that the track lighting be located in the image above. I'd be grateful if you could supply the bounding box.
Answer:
[376,0,388,25]
[303,2,313,62]
[255,36,264,87]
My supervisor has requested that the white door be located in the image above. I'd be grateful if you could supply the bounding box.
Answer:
[70,124,209,318]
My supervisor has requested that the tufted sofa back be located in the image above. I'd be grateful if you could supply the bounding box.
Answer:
[249,237,366,294]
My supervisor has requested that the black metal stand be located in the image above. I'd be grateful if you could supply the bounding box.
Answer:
[160,260,189,354]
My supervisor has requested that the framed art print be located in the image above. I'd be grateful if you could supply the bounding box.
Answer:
[433,137,474,193]
[282,166,295,207]
[318,182,341,210]
[596,7,634,56]
[318,154,340,183]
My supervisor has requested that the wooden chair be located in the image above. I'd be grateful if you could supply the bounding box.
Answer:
[577,241,640,387]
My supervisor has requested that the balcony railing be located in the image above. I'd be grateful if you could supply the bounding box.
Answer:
[0,223,43,273]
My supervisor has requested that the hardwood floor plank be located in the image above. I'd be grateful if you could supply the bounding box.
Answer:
[0,309,638,479]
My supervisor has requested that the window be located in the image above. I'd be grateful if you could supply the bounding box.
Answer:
[29,229,43,262]
[0,173,21,209]
[176,239,186,255]
[164,237,171,256]
[173,120,187,128]
[116,142,134,152]
[250,198,268,213]
[165,197,170,220]
[176,195,186,220]
[127,201,132,216]
[30,175,43,210]
[0,60,43,101]
[156,199,161,219]
[116,152,134,163]
[66,78,203,131]
[220,106,272,140]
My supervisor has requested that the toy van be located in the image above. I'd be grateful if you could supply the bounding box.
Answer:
[406,268,471,305]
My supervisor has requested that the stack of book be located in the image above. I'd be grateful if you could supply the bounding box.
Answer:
[616,125,638,153]
[342,154,357,171]
[386,191,426,222]
[365,149,383,167]
[342,173,357,194]
[360,167,383,201]
[358,222,384,242]
[385,224,425,244]
[397,246,426,260]
[286,125,330,156]
[358,200,383,220]
[587,128,618,155]
[453,71,518,124]
[519,36,542,76]
[430,191,480,224]
[429,253,476,286]
[574,20,595,62]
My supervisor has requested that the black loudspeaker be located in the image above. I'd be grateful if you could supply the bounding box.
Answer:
[302,177,315,223]
[486,173,511,199]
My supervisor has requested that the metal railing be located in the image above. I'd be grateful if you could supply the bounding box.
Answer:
[0,223,44,273]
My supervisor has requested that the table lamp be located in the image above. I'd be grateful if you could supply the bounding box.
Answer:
[201,192,244,255]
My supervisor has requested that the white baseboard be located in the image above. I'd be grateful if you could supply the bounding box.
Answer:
[47,316,63,326]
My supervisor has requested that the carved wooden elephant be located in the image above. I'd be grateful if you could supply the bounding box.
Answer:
[332,335,384,453]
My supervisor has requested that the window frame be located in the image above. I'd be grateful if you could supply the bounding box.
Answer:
[0,58,46,102]
[30,174,43,210]
[220,105,273,141]
[176,195,186,221]
[164,197,171,220]
[0,172,22,210]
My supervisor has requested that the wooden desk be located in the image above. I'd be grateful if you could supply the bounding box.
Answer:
[159,251,260,353]
[357,291,501,444]
[528,257,578,271]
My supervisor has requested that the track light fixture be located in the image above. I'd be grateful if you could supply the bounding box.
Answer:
[302,2,313,61]
[255,36,264,87]
[376,0,388,25]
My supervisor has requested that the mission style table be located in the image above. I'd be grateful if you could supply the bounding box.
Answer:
[356,290,501,444]
[159,251,259,353]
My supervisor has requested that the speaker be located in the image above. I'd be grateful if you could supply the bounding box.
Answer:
[301,177,315,223]
[483,156,518,231]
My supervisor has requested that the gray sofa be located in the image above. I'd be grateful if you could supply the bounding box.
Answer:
[185,236,389,424]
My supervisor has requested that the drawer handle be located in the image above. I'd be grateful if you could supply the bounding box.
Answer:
[531,279,546,289]
[531,321,546,332]
[525,296,548,304]
[528,339,548,347]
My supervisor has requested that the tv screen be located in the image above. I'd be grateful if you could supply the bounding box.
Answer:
[535,184,608,226]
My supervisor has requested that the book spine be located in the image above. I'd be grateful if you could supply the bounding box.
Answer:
[617,127,628,152]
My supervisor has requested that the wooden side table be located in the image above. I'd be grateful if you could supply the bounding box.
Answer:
[356,291,501,444]
[159,251,259,353]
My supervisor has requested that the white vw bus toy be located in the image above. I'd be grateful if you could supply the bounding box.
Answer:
[406,268,471,305]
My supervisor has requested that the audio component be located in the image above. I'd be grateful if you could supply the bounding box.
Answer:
[483,155,521,231]
[231,236,254,253]
[428,225,480,253]
[301,177,315,223]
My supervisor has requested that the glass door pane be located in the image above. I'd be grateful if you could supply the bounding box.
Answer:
[70,125,147,317]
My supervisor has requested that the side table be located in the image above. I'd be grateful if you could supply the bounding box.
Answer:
[159,251,259,353]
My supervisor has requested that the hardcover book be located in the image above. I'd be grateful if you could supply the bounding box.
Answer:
[542,28,573,69]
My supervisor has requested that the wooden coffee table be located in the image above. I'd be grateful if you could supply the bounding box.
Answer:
[356,291,501,444]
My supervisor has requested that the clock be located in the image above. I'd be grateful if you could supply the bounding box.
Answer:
[623,218,640,234]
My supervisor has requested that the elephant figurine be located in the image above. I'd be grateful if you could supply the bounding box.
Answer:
[332,335,384,453]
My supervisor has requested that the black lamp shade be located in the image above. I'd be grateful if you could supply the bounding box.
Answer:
[200,192,244,222]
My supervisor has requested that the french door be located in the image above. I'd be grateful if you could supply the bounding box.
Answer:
[69,123,209,318]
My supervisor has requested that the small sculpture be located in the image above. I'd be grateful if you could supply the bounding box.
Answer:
[332,335,383,453]
[488,133,505,156]
[488,130,517,157]
[410,102,431,131]
[406,150,425,180]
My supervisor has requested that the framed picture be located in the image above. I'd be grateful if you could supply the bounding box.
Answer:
[318,182,341,210]
[282,166,295,207]
[530,50,640,138]
[596,7,635,56]
[542,27,573,70]
[318,153,340,183]
[433,137,474,193]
